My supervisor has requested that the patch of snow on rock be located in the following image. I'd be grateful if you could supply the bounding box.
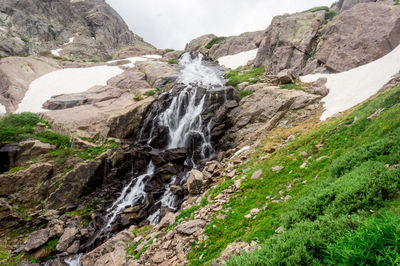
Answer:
[301,44,400,120]
[0,103,6,114]
[108,55,162,68]
[50,37,75,57]
[218,49,258,70]
[17,66,124,113]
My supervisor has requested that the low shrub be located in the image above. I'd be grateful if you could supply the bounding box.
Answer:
[205,37,227,49]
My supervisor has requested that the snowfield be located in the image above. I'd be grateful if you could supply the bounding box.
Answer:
[16,55,161,113]
[218,49,258,70]
[301,44,400,120]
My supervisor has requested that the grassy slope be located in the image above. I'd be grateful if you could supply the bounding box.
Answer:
[185,83,400,265]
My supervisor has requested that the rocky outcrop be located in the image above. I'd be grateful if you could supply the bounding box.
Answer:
[0,56,61,112]
[339,0,376,12]
[0,0,155,60]
[255,1,400,75]
[107,69,151,92]
[42,89,154,139]
[185,34,217,55]
[219,84,321,148]
[208,31,263,59]
[307,1,400,73]
[254,10,326,74]
[135,60,178,87]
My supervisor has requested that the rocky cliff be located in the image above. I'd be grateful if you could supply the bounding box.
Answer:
[0,0,155,60]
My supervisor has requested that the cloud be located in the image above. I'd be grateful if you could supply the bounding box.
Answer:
[106,0,335,50]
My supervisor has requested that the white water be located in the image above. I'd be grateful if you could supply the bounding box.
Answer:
[65,253,83,266]
[301,44,400,120]
[104,162,155,231]
[218,48,258,70]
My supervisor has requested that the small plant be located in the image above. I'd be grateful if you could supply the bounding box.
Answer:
[21,38,29,43]
[237,90,253,99]
[395,0,399,5]
[133,93,144,101]
[205,37,227,49]
[225,66,265,87]
[165,48,175,52]
[167,59,178,65]
[280,83,302,90]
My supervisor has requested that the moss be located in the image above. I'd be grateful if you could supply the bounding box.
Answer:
[280,83,302,90]
[133,93,144,101]
[143,90,157,97]
[205,37,227,49]
[167,59,178,65]
[225,66,265,87]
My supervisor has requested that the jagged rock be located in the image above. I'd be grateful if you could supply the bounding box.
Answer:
[56,227,78,252]
[176,219,206,235]
[157,211,176,229]
[0,163,53,198]
[66,240,80,255]
[106,69,150,92]
[255,10,325,74]
[81,229,135,266]
[185,34,217,54]
[309,2,400,73]
[170,185,184,195]
[277,69,298,84]
[0,0,155,60]
[42,86,125,110]
[0,198,21,230]
[25,229,49,252]
[186,169,205,195]
[0,56,60,112]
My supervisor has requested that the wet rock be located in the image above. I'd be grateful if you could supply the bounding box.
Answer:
[149,148,187,166]
[66,240,80,255]
[56,227,78,252]
[187,169,205,195]
[25,229,49,252]
[170,185,184,195]
[176,219,206,235]
[148,126,170,149]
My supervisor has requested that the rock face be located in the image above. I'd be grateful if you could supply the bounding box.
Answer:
[255,10,325,74]
[309,2,400,73]
[339,0,376,11]
[0,56,61,112]
[185,34,217,55]
[0,0,155,60]
[208,31,264,59]
[255,1,400,75]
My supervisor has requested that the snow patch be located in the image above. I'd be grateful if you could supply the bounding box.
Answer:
[218,49,258,70]
[17,66,124,113]
[301,44,400,120]
[107,55,162,68]
[232,146,251,158]
[0,103,6,114]
[50,37,75,57]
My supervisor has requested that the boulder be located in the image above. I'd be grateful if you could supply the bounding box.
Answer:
[211,241,260,265]
[303,78,330,97]
[80,229,135,266]
[42,86,125,110]
[25,229,49,252]
[255,10,326,74]
[56,227,78,252]
[175,219,206,235]
[277,69,298,84]
[135,60,178,87]
[186,169,205,195]
[106,69,150,92]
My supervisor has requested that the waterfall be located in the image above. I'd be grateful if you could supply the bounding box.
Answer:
[66,53,226,265]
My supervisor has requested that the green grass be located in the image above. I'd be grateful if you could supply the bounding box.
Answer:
[167,59,178,65]
[165,49,175,52]
[225,66,265,87]
[185,84,400,265]
[305,6,329,12]
[237,90,253,99]
[205,37,227,49]
[280,83,302,90]
[143,90,157,97]
[75,140,120,161]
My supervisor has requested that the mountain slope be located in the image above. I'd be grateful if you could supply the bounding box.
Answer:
[0,0,155,60]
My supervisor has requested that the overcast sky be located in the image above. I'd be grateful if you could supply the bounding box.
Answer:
[106,0,335,50]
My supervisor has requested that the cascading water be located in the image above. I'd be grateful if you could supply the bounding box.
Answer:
[66,53,227,265]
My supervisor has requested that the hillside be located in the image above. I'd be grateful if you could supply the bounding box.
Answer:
[1,0,400,266]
